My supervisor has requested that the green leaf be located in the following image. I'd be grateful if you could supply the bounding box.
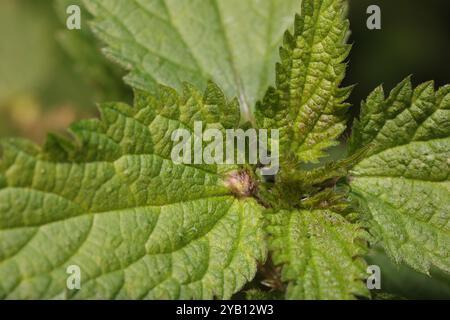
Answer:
[256,0,351,163]
[0,83,266,299]
[253,2,368,299]
[266,208,369,299]
[350,77,450,274]
[82,0,300,122]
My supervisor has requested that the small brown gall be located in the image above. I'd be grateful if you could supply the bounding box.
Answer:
[224,170,257,198]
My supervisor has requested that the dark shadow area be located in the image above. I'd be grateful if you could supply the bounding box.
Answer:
[346,0,450,116]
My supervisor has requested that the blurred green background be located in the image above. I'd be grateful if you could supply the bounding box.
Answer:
[0,0,131,143]
[0,0,449,299]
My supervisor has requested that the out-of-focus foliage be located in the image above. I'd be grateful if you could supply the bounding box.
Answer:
[346,0,450,110]
[367,247,450,299]
[54,0,131,102]
[0,0,130,143]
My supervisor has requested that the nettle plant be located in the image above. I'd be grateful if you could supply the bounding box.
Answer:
[0,0,449,300]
